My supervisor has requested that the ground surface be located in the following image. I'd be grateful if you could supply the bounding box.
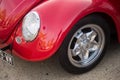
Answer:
[0,41,120,80]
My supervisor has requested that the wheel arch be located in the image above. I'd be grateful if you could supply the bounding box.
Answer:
[59,12,111,74]
[84,12,118,42]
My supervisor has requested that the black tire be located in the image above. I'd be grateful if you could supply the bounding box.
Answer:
[59,14,110,74]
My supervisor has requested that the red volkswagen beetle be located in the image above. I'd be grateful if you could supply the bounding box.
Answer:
[0,0,119,74]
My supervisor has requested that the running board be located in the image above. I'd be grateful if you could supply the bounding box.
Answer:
[0,49,14,65]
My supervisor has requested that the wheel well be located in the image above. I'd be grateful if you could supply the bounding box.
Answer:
[88,12,118,42]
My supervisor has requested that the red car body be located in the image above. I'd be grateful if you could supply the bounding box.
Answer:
[0,0,120,61]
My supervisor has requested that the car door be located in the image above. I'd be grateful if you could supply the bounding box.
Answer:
[0,0,40,43]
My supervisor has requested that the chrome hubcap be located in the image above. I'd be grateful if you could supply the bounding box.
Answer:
[68,24,105,67]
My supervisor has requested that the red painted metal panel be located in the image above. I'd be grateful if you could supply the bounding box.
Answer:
[0,0,40,43]
[13,0,120,61]
[1,0,120,61]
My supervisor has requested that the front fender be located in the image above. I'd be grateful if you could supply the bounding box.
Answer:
[12,0,106,61]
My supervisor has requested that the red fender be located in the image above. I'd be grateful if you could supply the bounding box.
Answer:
[12,0,120,61]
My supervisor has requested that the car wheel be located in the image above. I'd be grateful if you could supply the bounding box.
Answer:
[59,14,110,74]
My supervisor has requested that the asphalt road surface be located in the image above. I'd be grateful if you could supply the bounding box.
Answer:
[0,41,120,80]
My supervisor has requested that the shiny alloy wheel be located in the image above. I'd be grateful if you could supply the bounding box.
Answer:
[68,24,105,67]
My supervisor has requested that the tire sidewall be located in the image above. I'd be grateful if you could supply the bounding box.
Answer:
[59,14,110,74]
